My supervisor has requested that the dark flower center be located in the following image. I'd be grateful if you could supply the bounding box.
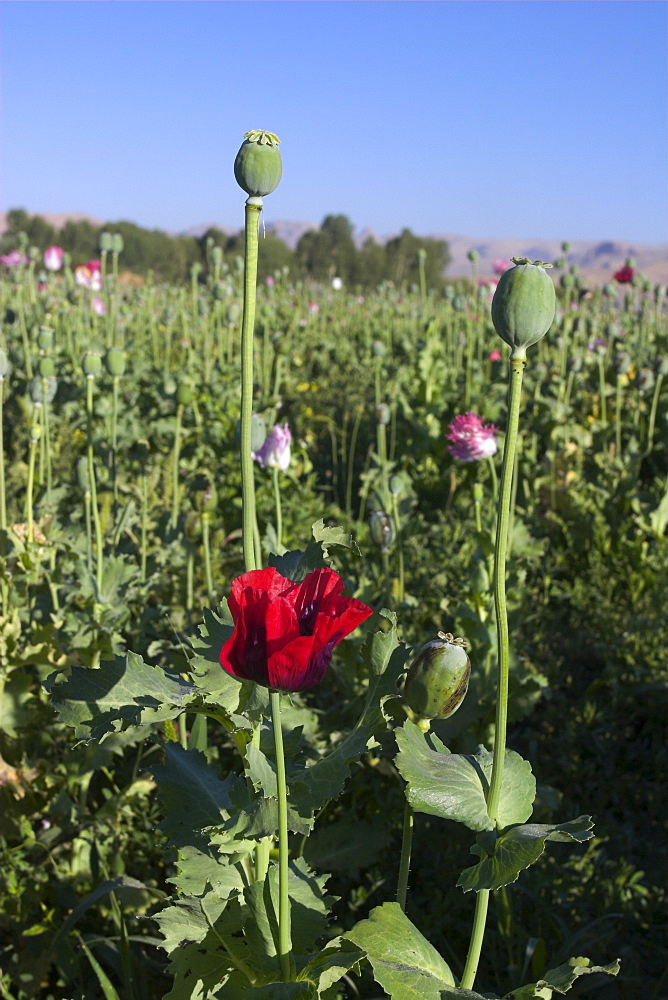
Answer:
[245,622,267,675]
[298,600,319,636]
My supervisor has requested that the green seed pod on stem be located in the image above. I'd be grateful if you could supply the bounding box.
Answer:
[38,327,54,352]
[39,357,55,378]
[369,510,395,552]
[491,258,556,359]
[404,631,471,723]
[82,352,102,378]
[105,347,126,377]
[0,349,11,379]
[234,130,282,198]
[176,382,193,406]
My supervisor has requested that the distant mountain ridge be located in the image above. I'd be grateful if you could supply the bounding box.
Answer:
[2,211,666,283]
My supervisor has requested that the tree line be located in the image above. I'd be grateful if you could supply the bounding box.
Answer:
[1,209,450,290]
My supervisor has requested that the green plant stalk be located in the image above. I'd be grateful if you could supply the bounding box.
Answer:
[615,378,623,456]
[140,472,148,583]
[272,466,283,552]
[26,428,38,544]
[396,799,414,911]
[84,489,93,572]
[460,354,525,991]
[171,403,184,531]
[346,406,363,521]
[186,543,194,612]
[42,385,53,506]
[18,294,33,380]
[597,355,607,424]
[240,199,262,572]
[390,493,405,604]
[270,689,292,981]
[645,372,664,455]
[202,511,215,604]
[111,376,119,506]
[86,377,104,593]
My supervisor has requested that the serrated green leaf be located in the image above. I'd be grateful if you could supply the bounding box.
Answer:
[169,845,246,899]
[436,989,487,999]
[244,985,316,1000]
[303,816,390,877]
[223,776,313,838]
[458,816,595,893]
[244,858,334,966]
[297,937,364,994]
[345,901,455,998]
[396,722,535,833]
[269,519,359,582]
[48,652,198,741]
[505,954,620,998]
[149,743,235,847]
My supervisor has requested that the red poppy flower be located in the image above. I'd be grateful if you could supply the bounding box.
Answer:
[613,266,635,284]
[219,567,374,692]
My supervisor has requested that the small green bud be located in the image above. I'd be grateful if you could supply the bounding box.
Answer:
[38,327,54,352]
[77,456,90,492]
[30,421,42,442]
[112,233,124,254]
[176,383,193,406]
[82,352,102,377]
[404,632,471,721]
[369,510,395,552]
[211,246,223,266]
[491,259,556,359]
[234,130,282,198]
[0,349,11,379]
[371,340,386,358]
[467,249,479,261]
[375,402,390,426]
[389,474,404,498]
[561,241,571,253]
[99,231,114,253]
[602,283,616,298]
[452,294,468,312]
[105,347,126,377]
[39,357,55,378]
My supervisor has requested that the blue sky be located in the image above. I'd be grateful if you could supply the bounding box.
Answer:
[1,1,666,242]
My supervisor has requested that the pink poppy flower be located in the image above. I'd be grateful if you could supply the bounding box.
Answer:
[44,246,64,271]
[74,265,92,287]
[446,412,498,462]
[91,297,106,317]
[493,259,511,275]
[252,423,292,472]
[489,349,502,362]
[265,275,275,287]
[0,250,28,268]
[307,301,319,315]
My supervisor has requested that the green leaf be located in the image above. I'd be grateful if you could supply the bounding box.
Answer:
[49,876,154,957]
[149,743,235,847]
[76,935,122,1000]
[223,776,314,839]
[458,816,595,893]
[244,985,317,1000]
[297,937,364,994]
[506,955,620,998]
[169,845,246,900]
[345,901,456,998]
[48,651,198,741]
[155,900,235,1000]
[396,722,535,833]
[244,858,334,965]
[270,519,359,582]
[303,815,391,877]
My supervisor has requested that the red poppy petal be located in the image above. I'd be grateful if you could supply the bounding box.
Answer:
[310,595,374,645]
[294,568,346,635]
[267,634,338,691]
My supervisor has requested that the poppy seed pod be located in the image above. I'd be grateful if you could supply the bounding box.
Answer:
[82,352,102,378]
[234,130,282,198]
[404,632,471,721]
[491,259,556,359]
[105,348,126,377]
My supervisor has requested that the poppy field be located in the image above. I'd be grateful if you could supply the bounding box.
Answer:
[0,134,666,1000]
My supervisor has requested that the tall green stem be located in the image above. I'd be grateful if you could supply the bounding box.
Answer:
[487,355,524,820]
[270,689,292,981]
[86,377,104,593]
[240,199,262,572]
[460,355,525,991]
[396,800,414,911]
[272,466,283,553]
[171,403,183,531]
[202,511,215,604]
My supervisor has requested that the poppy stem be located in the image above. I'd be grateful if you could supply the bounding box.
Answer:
[460,354,525,991]
[269,688,292,981]
[240,198,262,573]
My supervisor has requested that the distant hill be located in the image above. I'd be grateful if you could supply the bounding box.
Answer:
[2,211,666,284]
